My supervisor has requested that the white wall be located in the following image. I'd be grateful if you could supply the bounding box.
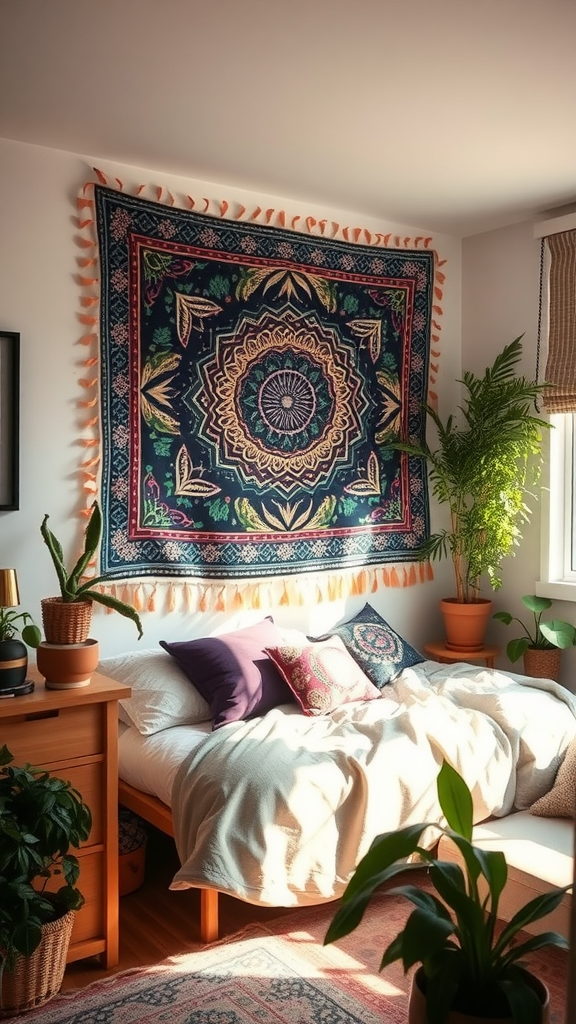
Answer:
[0,137,461,657]
[462,220,576,689]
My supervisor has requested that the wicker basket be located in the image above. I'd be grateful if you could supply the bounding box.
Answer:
[119,808,148,896]
[523,647,562,683]
[41,597,93,644]
[0,909,75,1016]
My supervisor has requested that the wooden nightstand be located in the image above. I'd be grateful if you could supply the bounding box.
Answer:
[423,641,500,669]
[0,670,130,967]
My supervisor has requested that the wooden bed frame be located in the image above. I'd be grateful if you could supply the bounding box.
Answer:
[118,779,220,942]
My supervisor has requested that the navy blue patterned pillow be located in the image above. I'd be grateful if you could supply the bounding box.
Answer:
[309,602,424,688]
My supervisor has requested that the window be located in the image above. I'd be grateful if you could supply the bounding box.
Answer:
[534,214,576,603]
[538,412,576,602]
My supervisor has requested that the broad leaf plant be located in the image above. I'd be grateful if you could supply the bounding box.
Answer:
[325,760,570,1024]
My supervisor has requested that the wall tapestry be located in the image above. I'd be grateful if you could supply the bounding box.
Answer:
[77,172,445,611]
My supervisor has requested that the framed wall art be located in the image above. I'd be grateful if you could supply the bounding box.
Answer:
[0,331,20,511]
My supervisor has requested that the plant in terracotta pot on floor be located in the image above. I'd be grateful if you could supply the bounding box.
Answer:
[494,594,576,683]
[325,759,569,1024]
[387,337,550,652]
[37,501,143,688]
[0,744,92,1014]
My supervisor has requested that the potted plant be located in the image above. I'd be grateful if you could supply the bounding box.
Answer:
[494,594,576,682]
[388,337,549,650]
[0,569,41,696]
[40,501,143,642]
[0,744,92,1013]
[325,760,569,1024]
[37,502,143,687]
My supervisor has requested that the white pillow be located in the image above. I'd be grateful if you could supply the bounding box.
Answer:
[98,649,211,735]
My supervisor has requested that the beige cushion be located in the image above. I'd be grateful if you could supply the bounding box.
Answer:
[530,738,576,818]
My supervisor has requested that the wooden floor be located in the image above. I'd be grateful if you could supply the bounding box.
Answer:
[61,824,299,992]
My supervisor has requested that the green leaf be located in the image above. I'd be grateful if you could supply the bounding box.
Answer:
[21,623,41,648]
[384,883,453,922]
[507,637,530,662]
[40,515,69,596]
[380,932,403,968]
[324,861,428,945]
[428,861,485,935]
[423,959,463,1024]
[521,595,552,614]
[472,847,507,916]
[0,745,13,767]
[69,501,102,586]
[79,590,143,639]
[54,883,84,912]
[495,889,572,957]
[500,968,546,1024]
[61,854,81,887]
[396,907,455,971]
[493,611,513,625]
[12,919,42,958]
[540,620,576,649]
[437,761,473,840]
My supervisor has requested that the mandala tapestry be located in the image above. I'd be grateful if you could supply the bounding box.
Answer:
[80,177,441,608]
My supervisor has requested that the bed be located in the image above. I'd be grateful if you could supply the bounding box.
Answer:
[101,604,576,943]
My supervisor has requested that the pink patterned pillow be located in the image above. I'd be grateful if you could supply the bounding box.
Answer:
[265,636,381,716]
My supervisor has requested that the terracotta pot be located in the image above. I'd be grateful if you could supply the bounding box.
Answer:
[35,639,99,689]
[523,647,562,683]
[41,597,93,645]
[408,965,550,1024]
[0,638,28,694]
[0,907,75,1015]
[440,598,493,652]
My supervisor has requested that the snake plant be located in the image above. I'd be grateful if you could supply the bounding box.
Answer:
[40,501,143,639]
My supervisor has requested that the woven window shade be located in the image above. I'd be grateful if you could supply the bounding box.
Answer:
[543,229,576,413]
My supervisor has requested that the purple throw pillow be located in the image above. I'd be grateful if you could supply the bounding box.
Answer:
[159,617,294,729]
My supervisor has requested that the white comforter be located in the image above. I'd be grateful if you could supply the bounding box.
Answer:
[170,661,576,906]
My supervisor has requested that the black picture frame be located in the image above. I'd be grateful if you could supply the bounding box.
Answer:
[0,331,20,511]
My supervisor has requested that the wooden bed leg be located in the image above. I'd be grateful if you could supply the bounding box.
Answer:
[200,888,219,943]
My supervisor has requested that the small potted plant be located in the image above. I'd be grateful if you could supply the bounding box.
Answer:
[40,501,143,642]
[325,760,569,1024]
[0,569,41,696]
[494,594,576,682]
[0,744,92,1013]
[37,501,143,687]
[387,337,550,651]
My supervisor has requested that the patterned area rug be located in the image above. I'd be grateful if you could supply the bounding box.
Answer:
[21,883,568,1023]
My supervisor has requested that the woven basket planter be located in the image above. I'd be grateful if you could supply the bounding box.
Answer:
[41,597,93,645]
[523,647,562,683]
[0,908,75,1016]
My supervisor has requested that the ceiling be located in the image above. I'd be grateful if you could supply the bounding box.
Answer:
[2,0,575,238]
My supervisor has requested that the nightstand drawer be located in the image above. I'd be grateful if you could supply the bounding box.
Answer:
[1,703,103,766]
[55,761,104,848]
[43,849,104,951]
[69,851,104,948]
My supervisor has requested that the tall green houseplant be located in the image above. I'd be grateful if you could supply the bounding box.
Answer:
[390,337,549,603]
